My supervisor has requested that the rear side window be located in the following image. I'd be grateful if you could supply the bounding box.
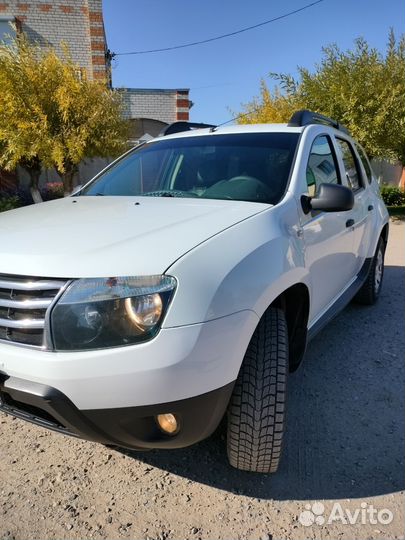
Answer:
[356,145,373,184]
[306,135,339,197]
[336,139,362,191]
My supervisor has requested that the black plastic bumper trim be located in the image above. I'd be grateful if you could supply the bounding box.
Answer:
[0,373,235,450]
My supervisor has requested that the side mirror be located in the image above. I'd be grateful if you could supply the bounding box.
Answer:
[301,183,354,214]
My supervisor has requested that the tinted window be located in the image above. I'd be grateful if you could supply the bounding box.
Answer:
[336,139,362,191]
[356,145,373,184]
[306,135,339,197]
[81,133,299,205]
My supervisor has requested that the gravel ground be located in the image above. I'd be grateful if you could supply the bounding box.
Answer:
[0,220,404,540]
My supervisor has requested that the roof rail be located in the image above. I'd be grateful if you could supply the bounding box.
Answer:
[160,121,216,136]
[288,109,349,135]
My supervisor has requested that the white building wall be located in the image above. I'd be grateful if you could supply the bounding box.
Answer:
[120,89,179,124]
[371,159,403,187]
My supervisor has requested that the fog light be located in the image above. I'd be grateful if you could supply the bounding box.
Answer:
[156,413,178,434]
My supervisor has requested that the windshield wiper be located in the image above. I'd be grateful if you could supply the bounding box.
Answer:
[142,190,198,198]
[142,190,176,197]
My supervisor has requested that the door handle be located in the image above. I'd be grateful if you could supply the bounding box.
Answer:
[368,205,374,211]
[346,219,355,228]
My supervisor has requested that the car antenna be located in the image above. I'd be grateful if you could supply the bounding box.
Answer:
[210,108,261,132]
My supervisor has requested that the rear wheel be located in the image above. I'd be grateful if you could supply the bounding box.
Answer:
[354,237,386,305]
[227,308,288,473]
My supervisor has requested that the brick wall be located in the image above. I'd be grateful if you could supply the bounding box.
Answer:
[175,90,190,121]
[120,88,191,124]
[0,0,109,80]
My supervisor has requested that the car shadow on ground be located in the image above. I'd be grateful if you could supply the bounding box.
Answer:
[117,266,404,501]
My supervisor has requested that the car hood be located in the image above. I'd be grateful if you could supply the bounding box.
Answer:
[0,196,269,277]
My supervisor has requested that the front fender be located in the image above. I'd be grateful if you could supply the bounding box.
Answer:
[163,196,309,327]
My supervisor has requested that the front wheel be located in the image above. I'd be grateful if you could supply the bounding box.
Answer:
[354,237,386,305]
[227,308,288,473]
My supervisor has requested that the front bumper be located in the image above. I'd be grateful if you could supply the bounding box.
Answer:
[0,310,259,449]
[0,310,258,410]
[0,374,234,449]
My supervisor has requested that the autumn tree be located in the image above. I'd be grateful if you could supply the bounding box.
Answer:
[0,33,128,200]
[237,81,302,125]
[238,31,405,172]
[0,36,48,201]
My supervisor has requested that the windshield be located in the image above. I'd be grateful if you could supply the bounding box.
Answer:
[81,133,299,204]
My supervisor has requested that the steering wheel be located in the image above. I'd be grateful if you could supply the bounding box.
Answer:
[228,176,274,200]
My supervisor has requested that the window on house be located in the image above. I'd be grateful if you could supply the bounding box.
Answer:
[0,18,16,45]
[75,68,87,82]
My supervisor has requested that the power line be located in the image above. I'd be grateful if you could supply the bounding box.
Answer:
[113,0,326,57]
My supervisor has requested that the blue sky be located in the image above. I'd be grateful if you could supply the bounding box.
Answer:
[103,0,404,125]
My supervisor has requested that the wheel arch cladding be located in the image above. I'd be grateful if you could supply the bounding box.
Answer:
[270,283,310,372]
[381,222,389,246]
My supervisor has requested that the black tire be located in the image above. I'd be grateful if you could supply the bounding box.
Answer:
[227,307,288,473]
[354,237,386,305]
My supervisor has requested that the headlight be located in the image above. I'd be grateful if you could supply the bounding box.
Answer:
[50,275,176,351]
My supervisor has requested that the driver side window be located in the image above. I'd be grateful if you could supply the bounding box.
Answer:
[306,136,340,197]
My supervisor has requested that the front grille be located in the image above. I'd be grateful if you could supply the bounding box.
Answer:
[0,274,68,347]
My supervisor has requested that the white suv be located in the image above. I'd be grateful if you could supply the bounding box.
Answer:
[0,110,388,473]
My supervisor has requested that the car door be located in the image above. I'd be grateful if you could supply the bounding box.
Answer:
[299,134,358,322]
[355,144,380,257]
[334,137,371,273]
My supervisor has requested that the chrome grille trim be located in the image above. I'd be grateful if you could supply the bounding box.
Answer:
[0,317,45,329]
[0,278,66,291]
[0,298,53,309]
[0,274,69,348]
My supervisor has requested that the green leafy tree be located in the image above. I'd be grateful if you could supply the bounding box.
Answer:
[238,30,405,173]
[0,34,129,200]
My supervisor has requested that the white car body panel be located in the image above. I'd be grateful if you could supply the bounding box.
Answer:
[298,210,357,321]
[164,194,308,327]
[0,196,268,277]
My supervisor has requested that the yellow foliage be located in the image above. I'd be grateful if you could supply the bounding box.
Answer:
[0,34,129,186]
[237,81,302,125]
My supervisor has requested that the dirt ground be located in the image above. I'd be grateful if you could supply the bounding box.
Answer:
[0,220,404,540]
